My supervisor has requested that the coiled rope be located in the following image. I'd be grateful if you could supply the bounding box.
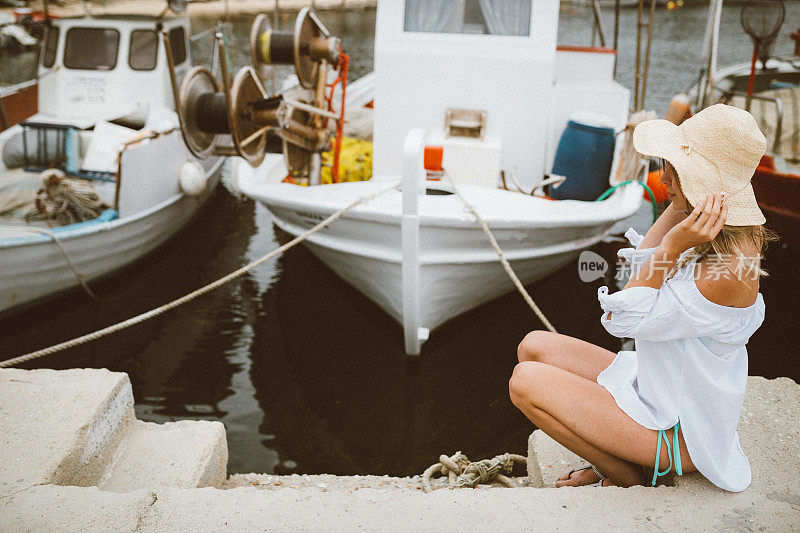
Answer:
[0,184,398,368]
[443,172,557,334]
[421,451,528,492]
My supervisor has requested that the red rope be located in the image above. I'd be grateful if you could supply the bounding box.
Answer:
[325,53,349,183]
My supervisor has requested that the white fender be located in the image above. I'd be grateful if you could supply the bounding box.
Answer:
[179,160,207,196]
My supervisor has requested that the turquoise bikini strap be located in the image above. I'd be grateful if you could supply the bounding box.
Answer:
[673,420,682,476]
[651,429,674,486]
[651,421,683,486]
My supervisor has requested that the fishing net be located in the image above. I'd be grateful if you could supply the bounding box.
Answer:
[740,0,786,67]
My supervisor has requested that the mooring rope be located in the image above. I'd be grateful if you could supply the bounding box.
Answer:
[0,184,398,368]
[421,451,528,492]
[443,172,557,334]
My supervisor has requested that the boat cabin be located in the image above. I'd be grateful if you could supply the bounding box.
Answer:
[35,14,191,128]
[373,1,629,192]
[0,13,215,226]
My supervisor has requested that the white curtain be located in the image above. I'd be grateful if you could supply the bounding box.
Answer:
[404,0,460,33]
[478,0,531,36]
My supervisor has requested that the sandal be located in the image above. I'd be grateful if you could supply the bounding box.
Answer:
[559,464,605,486]
[587,464,608,487]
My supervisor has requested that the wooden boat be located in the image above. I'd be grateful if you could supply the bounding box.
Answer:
[235,2,644,355]
[0,11,223,314]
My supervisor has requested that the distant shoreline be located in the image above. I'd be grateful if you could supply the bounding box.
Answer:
[2,0,377,19]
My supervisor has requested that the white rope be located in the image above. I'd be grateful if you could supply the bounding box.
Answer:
[442,173,557,334]
[0,184,398,368]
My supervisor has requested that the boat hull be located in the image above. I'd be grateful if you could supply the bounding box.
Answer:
[752,168,800,250]
[0,160,223,314]
[240,157,641,333]
[299,232,588,331]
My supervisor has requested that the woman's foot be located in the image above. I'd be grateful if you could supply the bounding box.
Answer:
[555,466,615,487]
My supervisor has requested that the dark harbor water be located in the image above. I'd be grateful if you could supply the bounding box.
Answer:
[1,4,799,476]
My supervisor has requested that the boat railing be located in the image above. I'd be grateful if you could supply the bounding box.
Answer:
[713,87,785,156]
[20,121,117,182]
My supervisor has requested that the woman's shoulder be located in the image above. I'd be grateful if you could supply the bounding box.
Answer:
[692,253,760,309]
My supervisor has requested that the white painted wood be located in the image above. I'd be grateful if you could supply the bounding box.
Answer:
[372,1,559,191]
[118,131,185,218]
[401,130,424,356]
[37,15,191,126]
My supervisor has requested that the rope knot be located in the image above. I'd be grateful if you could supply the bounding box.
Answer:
[421,452,527,492]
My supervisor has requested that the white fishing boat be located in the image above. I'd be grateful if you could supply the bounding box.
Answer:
[0,5,223,314]
[230,1,644,355]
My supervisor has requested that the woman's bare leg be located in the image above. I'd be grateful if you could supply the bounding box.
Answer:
[517,330,617,382]
[517,330,628,484]
[509,361,696,487]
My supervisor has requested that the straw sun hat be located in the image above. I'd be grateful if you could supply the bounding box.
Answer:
[633,103,767,226]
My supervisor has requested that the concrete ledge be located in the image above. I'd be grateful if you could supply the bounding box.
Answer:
[2,482,798,532]
[0,368,135,497]
[1,369,798,531]
[99,420,228,492]
[0,485,157,533]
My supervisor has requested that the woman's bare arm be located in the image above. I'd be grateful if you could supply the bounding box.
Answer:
[626,194,726,291]
[639,202,688,249]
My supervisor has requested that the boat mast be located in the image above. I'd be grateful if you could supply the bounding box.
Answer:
[613,0,620,78]
[633,0,657,111]
[697,0,723,110]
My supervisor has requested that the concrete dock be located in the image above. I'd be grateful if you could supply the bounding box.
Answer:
[1,367,799,531]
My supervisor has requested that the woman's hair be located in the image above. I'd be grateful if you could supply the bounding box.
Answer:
[658,158,778,280]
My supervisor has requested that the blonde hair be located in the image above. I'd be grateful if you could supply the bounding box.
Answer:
[673,224,777,280]
[662,158,778,280]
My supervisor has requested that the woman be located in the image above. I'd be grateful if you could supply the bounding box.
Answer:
[509,104,771,491]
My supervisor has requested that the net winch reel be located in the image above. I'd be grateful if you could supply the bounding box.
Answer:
[164,7,347,184]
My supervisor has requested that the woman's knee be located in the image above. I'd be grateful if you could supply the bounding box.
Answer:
[509,361,543,407]
[517,330,557,363]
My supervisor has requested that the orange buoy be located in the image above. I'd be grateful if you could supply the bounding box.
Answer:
[646,169,669,203]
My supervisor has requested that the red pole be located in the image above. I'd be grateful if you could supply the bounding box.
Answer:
[745,45,757,111]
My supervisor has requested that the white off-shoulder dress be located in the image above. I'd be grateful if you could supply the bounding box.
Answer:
[596,229,765,492]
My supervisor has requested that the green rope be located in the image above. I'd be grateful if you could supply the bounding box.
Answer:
[595,180,659,224]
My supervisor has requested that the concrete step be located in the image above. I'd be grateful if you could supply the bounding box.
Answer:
[98,419,227,492]
[0,368,135,496]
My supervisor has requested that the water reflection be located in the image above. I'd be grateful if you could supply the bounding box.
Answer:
[245,225,623,476]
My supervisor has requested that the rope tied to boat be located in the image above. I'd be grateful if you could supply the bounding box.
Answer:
[421,451,528,492]
[442,171,557,334]
[0,183,399,369]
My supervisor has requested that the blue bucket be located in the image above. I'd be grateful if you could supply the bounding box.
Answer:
[549,120,616,201]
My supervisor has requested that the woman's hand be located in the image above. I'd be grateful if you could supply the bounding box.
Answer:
[659,193,728,255]
[639,201,690,249]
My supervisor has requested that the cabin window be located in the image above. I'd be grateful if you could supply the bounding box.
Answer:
[403,0,531,36]
[64,27,120,70]
[169,27,187,65]
[129,30,158,71]
[42,26,59,68]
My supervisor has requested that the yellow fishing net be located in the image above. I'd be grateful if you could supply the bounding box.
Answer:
[320,137,372,184]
